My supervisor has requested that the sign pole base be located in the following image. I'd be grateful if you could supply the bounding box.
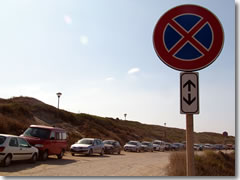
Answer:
[186,114,195,176]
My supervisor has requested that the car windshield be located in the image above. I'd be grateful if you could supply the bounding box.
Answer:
[142,142,150,145]
[77,139,93,145]
[128,142,137,145]
[0,136,6,144]
[23,127,51,139]
[103,141,114,145]
[153,142,160,145]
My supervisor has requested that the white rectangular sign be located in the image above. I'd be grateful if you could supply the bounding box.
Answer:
[180,72,199,114]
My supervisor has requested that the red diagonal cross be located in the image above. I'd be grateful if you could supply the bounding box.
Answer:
[168,18,209,57]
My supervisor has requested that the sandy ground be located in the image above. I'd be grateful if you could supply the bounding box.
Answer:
[0,151,171,176]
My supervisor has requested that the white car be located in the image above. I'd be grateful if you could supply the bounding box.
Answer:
[0,134,39,167]
[70,138,104,156]
[123,141,142,152]
[152,140,165,151]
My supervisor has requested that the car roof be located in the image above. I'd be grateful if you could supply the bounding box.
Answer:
[30,125,65,131]
[81,138,98,140]
[128,141,139,143]
[0,134,19,138]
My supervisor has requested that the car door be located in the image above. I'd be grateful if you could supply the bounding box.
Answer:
[92,140,98,153]
[17,137,33,160]
[8,137,21,161]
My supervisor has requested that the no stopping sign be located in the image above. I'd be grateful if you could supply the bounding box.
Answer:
[153,4,224,71]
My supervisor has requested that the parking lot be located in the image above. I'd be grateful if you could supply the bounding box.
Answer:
[0,151,170,176]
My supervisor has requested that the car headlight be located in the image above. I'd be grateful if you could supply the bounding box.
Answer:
[35,144,44,148]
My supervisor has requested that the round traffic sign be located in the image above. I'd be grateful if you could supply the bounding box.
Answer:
[153,4,224,71]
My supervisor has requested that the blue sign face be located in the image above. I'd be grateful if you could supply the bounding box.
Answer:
[164,14,213,61]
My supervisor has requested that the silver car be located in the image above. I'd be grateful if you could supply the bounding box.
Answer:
[123,141,142,152]
[0,134,38,167]
[70,138,104,156]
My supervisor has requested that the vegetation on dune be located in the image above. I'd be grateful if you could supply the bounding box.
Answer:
[167,151,235,176]
[0,96,235,148]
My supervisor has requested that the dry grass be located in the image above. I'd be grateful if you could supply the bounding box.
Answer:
[167,151,235,176]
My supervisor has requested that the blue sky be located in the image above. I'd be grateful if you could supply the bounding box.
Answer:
[0,0,235,136]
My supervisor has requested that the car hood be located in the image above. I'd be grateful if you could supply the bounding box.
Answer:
[20,135,43,145]
[141,145,148,147]
[71,144,91,148]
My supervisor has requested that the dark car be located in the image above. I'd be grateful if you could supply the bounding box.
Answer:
[103,140,121,154]
[141,141,154,152]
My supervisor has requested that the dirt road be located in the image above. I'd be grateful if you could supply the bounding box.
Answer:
[0,151,170,176]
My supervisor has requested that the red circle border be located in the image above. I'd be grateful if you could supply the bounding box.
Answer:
[153,4,224,71]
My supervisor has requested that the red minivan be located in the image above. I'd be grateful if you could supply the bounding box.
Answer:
[21,125,67,160]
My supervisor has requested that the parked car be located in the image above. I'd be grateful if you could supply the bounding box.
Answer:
[171,143,179,151]
[141,141,154,152]
[203,144,214,150]
[226,144,233,150]
[164,143,173,151]
[172,143,185,150]
[152,140,165,151]
[214,144,224,150]
[194,144,203,151]
[103,140,121,154]
[21,125,67,161]
[123,141,142,152]
[70,138,104,156]
[0,134,38,167]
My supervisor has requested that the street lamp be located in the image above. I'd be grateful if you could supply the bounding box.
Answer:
[164,122,167,139]
[56,92,62,109]
[124,113,127,120]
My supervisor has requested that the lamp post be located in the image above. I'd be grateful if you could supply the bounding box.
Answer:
[56,92,62,109]
[124,113,127,120]
[164,122,167,140]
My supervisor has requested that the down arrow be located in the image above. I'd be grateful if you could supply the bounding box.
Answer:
[183,94,196,105]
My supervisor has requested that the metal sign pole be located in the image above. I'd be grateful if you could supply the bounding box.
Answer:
[186,114,195,176]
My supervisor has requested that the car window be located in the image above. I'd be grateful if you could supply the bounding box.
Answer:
[0,136,6,145]
[9,138,19,147]
[77,139,93,145]
[18,138,30,148]
[23,127,51,139]
[62,132,67,140]
[55,132,60,140]
[50,131,55,139]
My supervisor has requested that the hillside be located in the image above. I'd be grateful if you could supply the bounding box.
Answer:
[0,96,235,147]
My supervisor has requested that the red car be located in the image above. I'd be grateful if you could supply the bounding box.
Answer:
[21,125,67,160]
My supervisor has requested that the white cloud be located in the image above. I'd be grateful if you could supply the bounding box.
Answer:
[64,15,72,24]
[105,77,115,81]
[128,67,140,74]
[80,35,88,45]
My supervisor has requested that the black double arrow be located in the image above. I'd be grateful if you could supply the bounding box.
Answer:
[183,80,196,105]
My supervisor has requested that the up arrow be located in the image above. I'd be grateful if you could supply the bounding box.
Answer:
[183,80,196,92]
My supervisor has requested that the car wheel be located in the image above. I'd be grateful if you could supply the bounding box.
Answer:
[3,154,12,167]
[42,150,48,161]
[71,153,75,156]
[118,150,121,155]
[57,150,64,159]
[30,153,37,163]
[100,149,104,156]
